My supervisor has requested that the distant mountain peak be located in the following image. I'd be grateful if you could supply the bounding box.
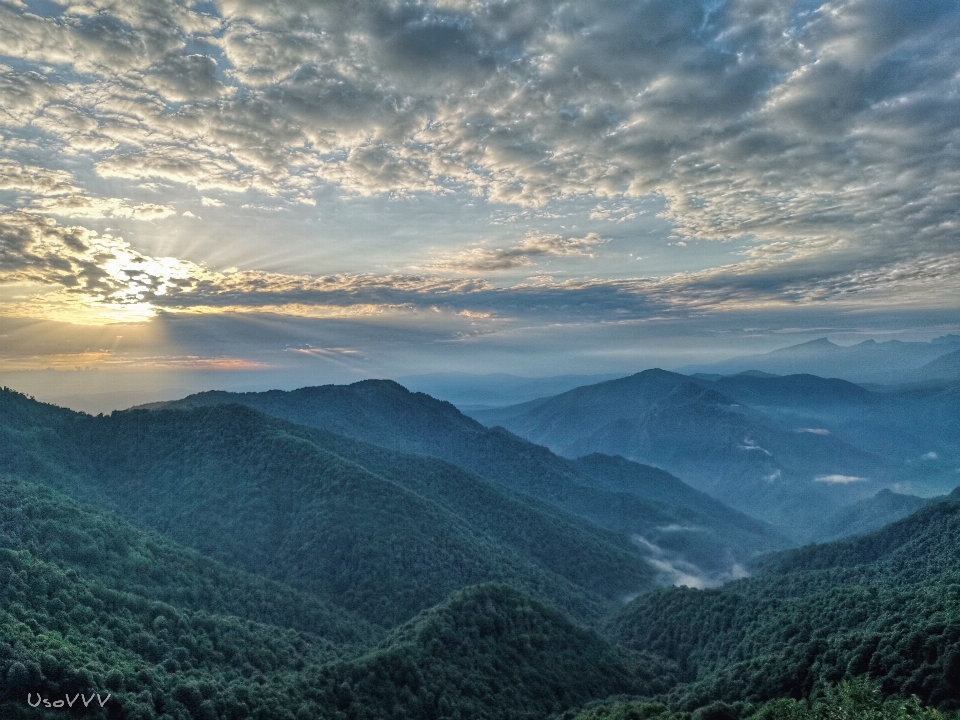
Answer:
[799,337,836,347]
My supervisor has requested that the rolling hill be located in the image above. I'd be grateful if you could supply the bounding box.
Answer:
[0,477,672,720]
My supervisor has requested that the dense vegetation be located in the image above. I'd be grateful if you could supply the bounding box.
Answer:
[151,381,784,581]
[569,678,955,720]
[0,388,661,625]
[0,477,374,719]
[611,495,960,711]
[3,383,960,719]
[0,483,664,720]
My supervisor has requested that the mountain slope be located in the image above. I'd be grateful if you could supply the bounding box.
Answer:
[0,388,655,626]
[146,381,785,582]
[697,373,960,497]
[811,489,930,543]
[916,348,960,381]
[610,493,960,711]
[0,478,673,720]
[472,369,890,533]
[308,583,676,720]
[708,373,872,409]
[0,476,376,719]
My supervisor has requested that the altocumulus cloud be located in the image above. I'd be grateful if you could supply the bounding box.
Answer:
[0,0,958,320]
[433,232,606,271]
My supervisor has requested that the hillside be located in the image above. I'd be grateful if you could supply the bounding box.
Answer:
[0,476,375,719]
[811,489,930,543]
[4,385,960,718]
[0,389,656,626]
[0,477,675,720]
[310,583,676,720]
[145,381,785,583]
[610,493,960,711]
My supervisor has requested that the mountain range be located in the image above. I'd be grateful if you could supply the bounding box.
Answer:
[677,335,960,383]
[142,381,784,585]
[611,489,960,712]
[471,369,960,537]
[3,376,960,719]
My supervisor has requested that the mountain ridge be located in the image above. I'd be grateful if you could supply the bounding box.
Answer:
[143,379,786,582]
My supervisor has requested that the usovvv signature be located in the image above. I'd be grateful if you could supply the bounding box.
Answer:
[26,692,111,709]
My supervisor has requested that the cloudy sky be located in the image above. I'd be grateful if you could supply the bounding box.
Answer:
[1,0,958,409]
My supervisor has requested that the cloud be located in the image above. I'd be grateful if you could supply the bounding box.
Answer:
[814,474,866,484]
[30,196,176,221]
[142,53,231,102]
[434,231,605,271]
[0,159,175,221]
[0,0,957,317]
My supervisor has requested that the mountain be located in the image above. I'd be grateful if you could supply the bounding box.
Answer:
[694,373,960,497]
[610,492,960,711]
[0,476,376,718]
[709,372,871,409]
[4,384,959,719]
[394,372,627,409]
[0,388,657,626]
[811,489,930,542]
[676,336,960,383]
[0,478,674,720]
[145,380,785,585]
[471,369,892,534]
[308,583,675,720]
[915,348,960,382]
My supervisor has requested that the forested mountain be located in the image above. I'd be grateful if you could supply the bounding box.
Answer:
[0,476,374,719]
[0,388,657,626]
[144,381,785,584]
[0,478,668,720]
[472,369,960,537]
[610,492,960,712]
[471,370,890,534]
[3,383,960,719]
[699,373,959,471]
[811,489,930,542]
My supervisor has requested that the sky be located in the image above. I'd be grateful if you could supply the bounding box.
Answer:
[1,0,959,410]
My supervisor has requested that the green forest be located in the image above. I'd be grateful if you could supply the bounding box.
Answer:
[2,385,959,719]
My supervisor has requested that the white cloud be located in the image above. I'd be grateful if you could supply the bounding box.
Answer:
[814,474,866,484]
